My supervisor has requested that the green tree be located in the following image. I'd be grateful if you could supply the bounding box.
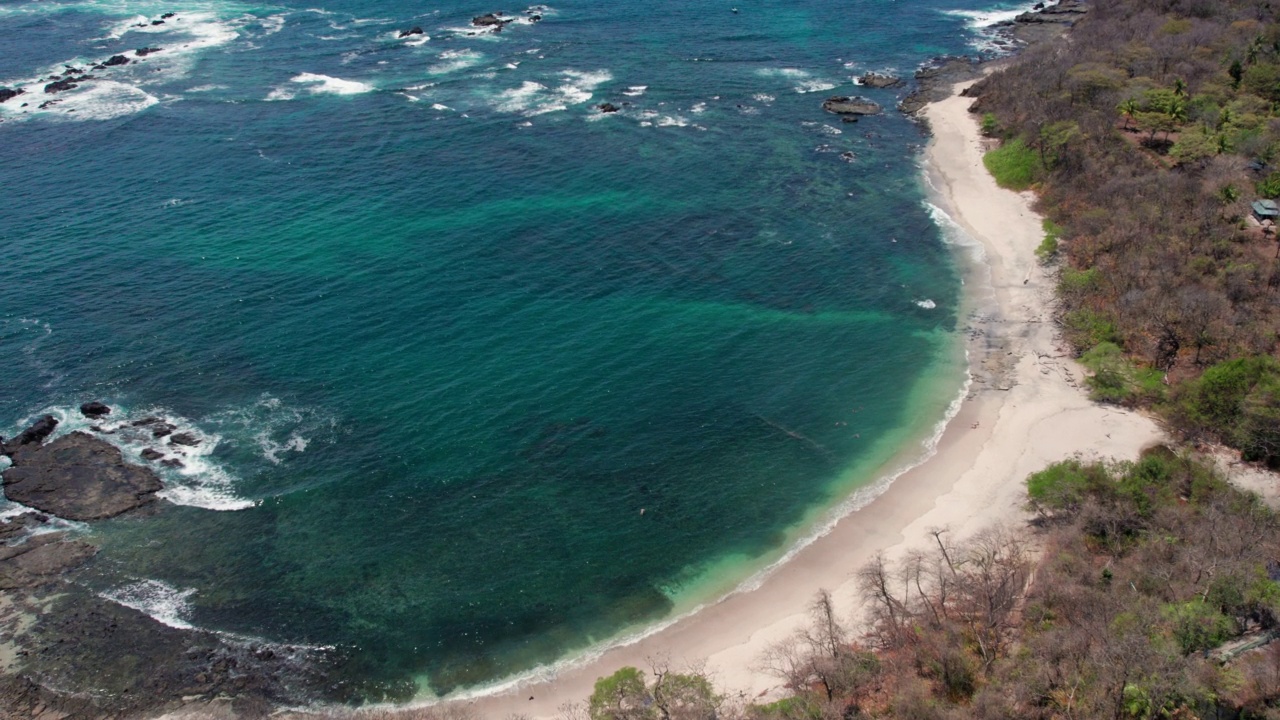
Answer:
[589,667,654,720]
[1118,97,1139,130]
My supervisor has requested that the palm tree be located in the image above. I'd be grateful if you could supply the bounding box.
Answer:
[1118,98,1139,130]
[1173,77,1187,97]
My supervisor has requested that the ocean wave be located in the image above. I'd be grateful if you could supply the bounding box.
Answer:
[268,73,374,100]
[622,85,647,97]
[915,299,938,309]
[492,69,611,116]
[428,49,485,74]
[102,579,197,630]
[755,67,839,94]
[943,0,1057,53]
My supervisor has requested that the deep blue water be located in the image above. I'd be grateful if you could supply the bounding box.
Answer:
[2,0,1025,703]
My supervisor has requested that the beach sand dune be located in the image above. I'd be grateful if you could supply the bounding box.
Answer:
[450,79,1167,720]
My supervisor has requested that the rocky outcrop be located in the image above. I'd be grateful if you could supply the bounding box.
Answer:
[103,54,130,67]
[597,102,620,113]
[80,401,111,419]
[169,432,200,447]
[43,78,82,94]
[898,56,984,115]
[399,26,424,38]
[136,47,163,56]
[1,415,58,455]
[822,96,882,116]
[0,532,97,590]
[2,432,163,521]
[0,88,22,103]
[859,72,902,89]
[472,12,511,26]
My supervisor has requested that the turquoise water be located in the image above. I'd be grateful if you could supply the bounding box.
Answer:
[1,0,1019,703]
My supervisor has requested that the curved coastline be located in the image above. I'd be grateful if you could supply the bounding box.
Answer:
[438,77,1167,720]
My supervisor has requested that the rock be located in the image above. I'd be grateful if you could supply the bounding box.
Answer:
[151,424,176,438]
[472,13,509,26]
[529,14,542,21]
[0,533,98,589]
[0,87,23,103]
[169,432,200,447]
[859,72,902,89]
[597,102,620,113]
[136,47,163,56]
[80,402,112,419]
[141,448,164,461]
[821,95,882,116]
[103,55,130,67]
[160,12,175,18]
[43,78,80,94]
[841,116,859,123]
[898,56,984,115]
[2,432,164,521]
[160,458,185,468]
[151,19,166,25]
[398,26,424,37]
[0,535,98,590]
[1,415,58,455]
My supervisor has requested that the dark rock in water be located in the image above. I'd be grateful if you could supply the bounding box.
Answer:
[103,54,130,67]
[151,19,166,25]
[151,423,176,439]
[136,47,163,56]
[822,95,882,116]
[160,11,176,18]
[0,533,98,590]
[529,14,542,21]
[43,78,80,94]
[132,416,163,426]
[841,116,859,123]
[0,87,22,103]
[80,401,111,419]
[141,448,164,461]
[597,102,619,113]
[1,415,58,455]
[169,432,200,447]
[840,151,856,162]
[898,56,984,115]
[2,432,164,521]
[472,12,509,26]
[1034,2,1045,8]
[859,72,902,89]
[160,458,185,468]
[399,26,424,37]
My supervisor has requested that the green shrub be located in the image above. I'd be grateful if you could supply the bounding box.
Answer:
[1027,460,1100,513]
[1080,342,1166,405]
[1037,219,1063,261]
[1063,309,1122,348]
[1171,356,1280,464]
[1258,171,1280,198]
[983,137,1043,190]
[980,112,1001,137]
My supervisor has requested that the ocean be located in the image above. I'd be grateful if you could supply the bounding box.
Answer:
[2,0,1023,704]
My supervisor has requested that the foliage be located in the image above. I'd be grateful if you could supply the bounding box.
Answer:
[1036,219,1063,261]
[982,137,1042,190]
[1079,342,1166,404]
[1170,355,1280,465]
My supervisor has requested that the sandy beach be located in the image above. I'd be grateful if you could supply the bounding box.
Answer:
[444,79,1167,720]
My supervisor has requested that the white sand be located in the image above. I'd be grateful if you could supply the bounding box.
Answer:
[444,80,1168,719]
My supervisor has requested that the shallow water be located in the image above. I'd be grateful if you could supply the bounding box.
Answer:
[2,0,1032,702]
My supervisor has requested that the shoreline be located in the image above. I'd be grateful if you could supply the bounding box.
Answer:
[437,78,1167,720]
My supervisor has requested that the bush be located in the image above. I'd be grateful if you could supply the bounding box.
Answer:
[1080,342,1166,405]
[1037,219,1063,261]
[1027,460,1098,514]
[1171,356,1280,464]
[983,137,1043,190]
[1063,309,1122,348]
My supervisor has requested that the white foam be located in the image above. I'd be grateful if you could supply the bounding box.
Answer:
[292,72,373,95]
[943,0,1057,53]
[428,49,484,74]
[622,85,647,97]
[795,79,837,94]
[492,69,611,116]
[690,101,706,114]
[752,93,774,103]
[915,299,938,309]
[259,14,285,35]
[102,579,197,630]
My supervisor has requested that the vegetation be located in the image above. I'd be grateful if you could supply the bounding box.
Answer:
[569,451,1280,720]
[981,137,1042,190]
[968,0,1280,464]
